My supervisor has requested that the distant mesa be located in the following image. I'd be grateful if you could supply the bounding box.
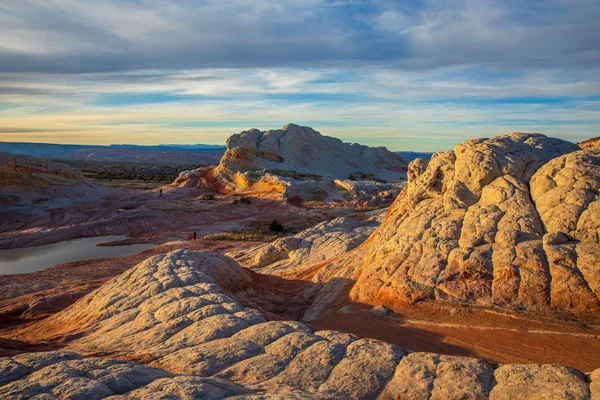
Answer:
[395,150,434,163]
[0,142,225,164]
[0,152,95,206]
[176,123,408,203]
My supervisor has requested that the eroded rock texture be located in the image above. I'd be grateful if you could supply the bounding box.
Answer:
[219,123,406,182]
[0,152,94,206]
[1,250,596,399]
[579,136,600,149]
[348,133,600,314]
[202,124,407,201]
[233,213,383,276]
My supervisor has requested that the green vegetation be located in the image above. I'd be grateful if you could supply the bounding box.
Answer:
[233,196,252,205]
[203,231,280,242]
[268,220,286,233]
[57,159,206,183]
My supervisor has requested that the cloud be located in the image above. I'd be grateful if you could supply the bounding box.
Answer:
[0,0,598,150]
[1,0,598,73]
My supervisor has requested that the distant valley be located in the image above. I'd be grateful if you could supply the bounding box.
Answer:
[0,142,226,165]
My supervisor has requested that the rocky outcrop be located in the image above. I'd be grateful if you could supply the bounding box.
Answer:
[202,124,407,202]
[233,212,384,276]
[171,166,213,188]
[342,133,600,315]
[579,136,600,149]
[219,123,407,182]
[0,152,94,206]
[2,250,596,399]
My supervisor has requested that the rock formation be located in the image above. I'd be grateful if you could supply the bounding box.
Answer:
[302,133,600,319]
[579,136,600,149]
[232,212,383,276]
[199,124,407,202]
[2,250,596,399]
[3,132,600,399]
[171,166,214,188]
[0,152,94,206]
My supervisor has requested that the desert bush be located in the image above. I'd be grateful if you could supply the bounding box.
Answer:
[204,231,279,242]
[269,220,285,233]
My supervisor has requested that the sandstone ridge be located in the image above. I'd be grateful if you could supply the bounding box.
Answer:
[2,250,597,399]
[579,136,600,149]
[303,132,600,318]
[231,212,383,278]
[0,152,94,206]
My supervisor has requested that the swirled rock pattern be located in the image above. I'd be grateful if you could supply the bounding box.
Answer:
[203,124,407,201]
[346,133,600,314]
[233,213,383,276]
[1,250,597,399]
[0,152,95,206]
[219,123,406,182]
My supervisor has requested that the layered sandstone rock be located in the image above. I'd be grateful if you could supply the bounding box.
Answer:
[202,124,407,201]
[0,152,94,206]
[219,123,407,182]
[2,250,595,399]
[579,136,600,149]
[233,212,384,276]
[343,133,600,315]
[171,166,213,188]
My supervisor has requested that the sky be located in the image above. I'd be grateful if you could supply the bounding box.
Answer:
[0,0,599,151]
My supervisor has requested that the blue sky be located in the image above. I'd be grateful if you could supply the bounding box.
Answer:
[0,0,599,151]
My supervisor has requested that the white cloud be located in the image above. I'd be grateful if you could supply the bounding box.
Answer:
[0,0,598,149]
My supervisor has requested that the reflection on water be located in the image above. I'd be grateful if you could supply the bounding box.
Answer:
[0,235,154,275]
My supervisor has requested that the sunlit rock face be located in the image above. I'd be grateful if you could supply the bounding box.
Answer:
[347,133,600,313]
[0,152,95,206]
[2,249,595,399]
[203,123,407,201]
[3,133,600,399]
[579,136,600,149]
[233,213,384,276]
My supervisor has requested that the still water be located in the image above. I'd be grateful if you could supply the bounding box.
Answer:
[0,235,154,275]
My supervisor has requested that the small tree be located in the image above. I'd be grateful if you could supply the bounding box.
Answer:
[269,220,285,233]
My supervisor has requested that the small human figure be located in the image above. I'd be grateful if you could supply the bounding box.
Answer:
[193,232,197,241]
[159,188,163,197]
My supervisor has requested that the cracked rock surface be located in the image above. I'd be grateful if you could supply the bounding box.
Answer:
[1,249,597,399]
[232,212,383,276]
[346,133,600,314]
[202,124,407,201]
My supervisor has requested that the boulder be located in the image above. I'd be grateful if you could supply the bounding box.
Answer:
[345,133,600,315]
[202,124,407,201]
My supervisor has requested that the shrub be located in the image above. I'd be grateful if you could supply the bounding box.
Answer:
[204,231,279,242]
[269,220,285,233]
